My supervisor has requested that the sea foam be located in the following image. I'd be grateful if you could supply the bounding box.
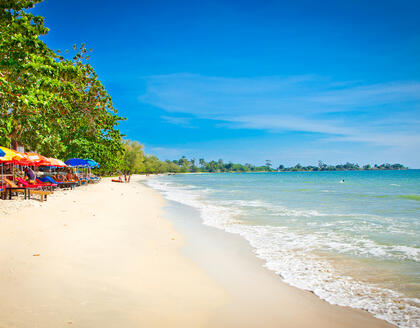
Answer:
[146,177,420,328]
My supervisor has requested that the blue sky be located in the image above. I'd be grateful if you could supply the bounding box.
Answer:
[32,0,420,167]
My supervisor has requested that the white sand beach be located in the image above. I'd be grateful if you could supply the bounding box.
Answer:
[0,176,394,327]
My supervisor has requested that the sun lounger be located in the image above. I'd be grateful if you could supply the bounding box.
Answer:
[36,178,57,186]
[55,177,77,189]
[3,178,51,201]
[40,176,76,189]
[16,177,44,189]
[35,178,57,191]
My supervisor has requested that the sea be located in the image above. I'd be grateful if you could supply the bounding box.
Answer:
[146,170,420,328]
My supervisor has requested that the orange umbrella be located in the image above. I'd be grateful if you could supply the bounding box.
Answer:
[25,152,51,166]
[48,158,67,167]
[13,151,35,166]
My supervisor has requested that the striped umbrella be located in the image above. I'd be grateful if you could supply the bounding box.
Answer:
[47,158,67,167]
[13,151,35,166]
[0,146,17,189]
[0,146,18,163]
[25,152,51,166]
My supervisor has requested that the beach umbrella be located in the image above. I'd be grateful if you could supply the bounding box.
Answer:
[47,158,67,167]
[13,151,35,166]
[0,148,5,189]
[0,148,4,186]
[65,158,89,167]
[85,159,100,168]
[25,152,51,166]
[0,146,18,163]
[0,147,18,188]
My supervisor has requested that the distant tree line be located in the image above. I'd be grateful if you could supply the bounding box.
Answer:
[116,141,408,174]
[113,141,275,174]
[277,161,407,172]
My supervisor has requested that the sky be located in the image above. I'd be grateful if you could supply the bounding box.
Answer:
[32,0,420,167]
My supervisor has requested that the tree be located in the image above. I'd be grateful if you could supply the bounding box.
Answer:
[318,160,327,170]
[199,158,206,168]
[0,1,125,172]
[121,140,145,173]
[178,156,189,169]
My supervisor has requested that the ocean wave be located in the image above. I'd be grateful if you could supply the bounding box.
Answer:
[146,177,420,328]
[148,178,419,262]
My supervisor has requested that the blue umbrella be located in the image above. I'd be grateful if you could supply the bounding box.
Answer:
[0,148,5,190]
[85,159,100,168]
[65,158,89,167]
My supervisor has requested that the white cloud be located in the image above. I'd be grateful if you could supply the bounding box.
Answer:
[139,73,420,151]
[161,115,194,127]
[140,73,420,115]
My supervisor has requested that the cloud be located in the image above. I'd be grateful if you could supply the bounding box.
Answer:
[223,115,355,135]
[308,81,420,107]
[161,115,194,127]
[139,73,420,149]
[140,73,420,115]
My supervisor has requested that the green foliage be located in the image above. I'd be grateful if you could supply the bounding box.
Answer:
[120,140,184,174]
[0,0,43,11]
[0,0,124,172]
[118,141,409,175]
[121,140,146,173]
[277,162,407,171]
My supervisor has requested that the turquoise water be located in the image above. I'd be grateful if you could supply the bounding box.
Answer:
[147,170,420,327]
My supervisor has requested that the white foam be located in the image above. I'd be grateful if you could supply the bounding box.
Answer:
[146,177,420,328]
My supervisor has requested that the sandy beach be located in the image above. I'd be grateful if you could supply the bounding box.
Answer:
[0,175,394,328]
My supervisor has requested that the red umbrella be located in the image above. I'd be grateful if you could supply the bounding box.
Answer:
[25,152,51,166]
[13,151,35,166]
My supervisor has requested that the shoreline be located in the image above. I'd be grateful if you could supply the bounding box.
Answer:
[149,180,395,328]
[0,175,394,327]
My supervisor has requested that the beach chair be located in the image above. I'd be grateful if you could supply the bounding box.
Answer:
[41,176,76,189]
[56,176,77,189]
[4,178,51,202]
[16,177,44,189]
[3,178,28,199]
[35,178,57,191]
[64,173,80,186]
